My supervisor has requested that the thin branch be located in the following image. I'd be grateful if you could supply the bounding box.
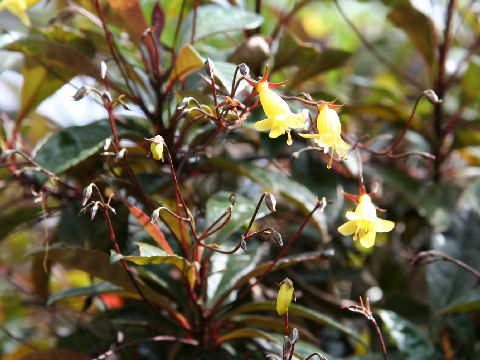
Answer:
[411,250,480,279]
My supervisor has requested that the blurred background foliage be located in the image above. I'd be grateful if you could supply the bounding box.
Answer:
[1,0,480,359]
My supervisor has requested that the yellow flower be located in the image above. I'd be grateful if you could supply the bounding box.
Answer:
[299,102,350,168]
[245,67,307,145]
[276,278,295,315]
[0,0,40,26]
[337,194,394,248]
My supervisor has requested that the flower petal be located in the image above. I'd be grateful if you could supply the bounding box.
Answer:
[254,118,272,131]
[285,113,306,129]
[299,133,321,139]
[359,231,376,248]
[269,126,285,138]
[345,211,362,220]
[375,218,395,232]
[338,220,357,236]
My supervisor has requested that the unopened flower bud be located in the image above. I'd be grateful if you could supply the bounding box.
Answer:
[104,138,112,151]
[90,202,99,220]
[204,58,215,78]
[423,89,442,104]
[73,86,91,101]
[151,208,160,223]
[100,61,108,79]
[290,328,299,344]
[283,336,292,358]
[271,229,283,247]
[239,63,249,77]
[102,90,112,104]
[240,236,247,251]
[264,192,276,212]
[276,278,294,315]
[115,148,127,161]
[82,183,94,206]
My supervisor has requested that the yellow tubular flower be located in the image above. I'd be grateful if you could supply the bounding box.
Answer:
[147,135,165,161]
[338,194,395,248]
[0,0,40,26]
[276,278,294,315]
[299,102,350,168]
[250,73,307,145]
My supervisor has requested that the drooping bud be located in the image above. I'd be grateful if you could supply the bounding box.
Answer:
[240,236,247,251]
[100,61,108,79]
[73,86,92,101]
[90,202,99,220]
[151,208,160,224]
[239,63,250,77]
[115,148,127,161]
[264,192,276,212]
[283,336,292,358]
[276,278,294,315]
[423,89,442,104]
[104,138,112,151]
[204,58,215,78]
[290,328,299,344]
[82,183,94,206]
[271,229,283,247]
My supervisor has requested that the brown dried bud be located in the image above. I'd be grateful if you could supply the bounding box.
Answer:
[240,236,247,251]
[90,202,99,220]
[151,208,160,224]
[73,86,91,101]
[100,61,108,79]
[283,336,292,358]
[271,228,283,247]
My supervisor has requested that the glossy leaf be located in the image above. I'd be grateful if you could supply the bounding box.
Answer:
[167,44,204,89]
[206,243,268,308]
[427,207,480,314]
[209,158,329,241]
[0,202,41,242]
[27,245,179,313]
[215,327,277,346]
[440,287,480,315]
[5,38,99,80]
[47,282,122,306]
[111,242,196,289]
[387,4,435,67]
[227,301,367,348]
[34,119,147,174]
[181,4,263,44]
[377,309,436,360]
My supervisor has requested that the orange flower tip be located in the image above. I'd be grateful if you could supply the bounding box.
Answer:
[268,80,287,89]
[287,131,293,146]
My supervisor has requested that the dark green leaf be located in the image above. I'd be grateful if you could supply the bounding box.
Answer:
[461,59,480,102]
[427,207,480,314]
[34,119,149,174]
[47,282,122,306]
[441,287,480,315]
[387,4,435,67]
[181,5,263,44]
[377,309,436,360]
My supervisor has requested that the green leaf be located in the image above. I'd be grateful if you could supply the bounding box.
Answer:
[427,207,480,314]
[111,242,196,289]
[215,327,277,347]
[5,37,99,80]
[209,158,329,241]
[181,4,263,44]
[0,202,42,242]
[206,242,267,308]
[387,4,435,67]
[227,301,367,348]
[440,287,480,315]
[461,58,480,102]
[204,191,269,244]
[47,282,122,306]
[27,245,180,314]
[377,309,436,360]
[34,119,148,174]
